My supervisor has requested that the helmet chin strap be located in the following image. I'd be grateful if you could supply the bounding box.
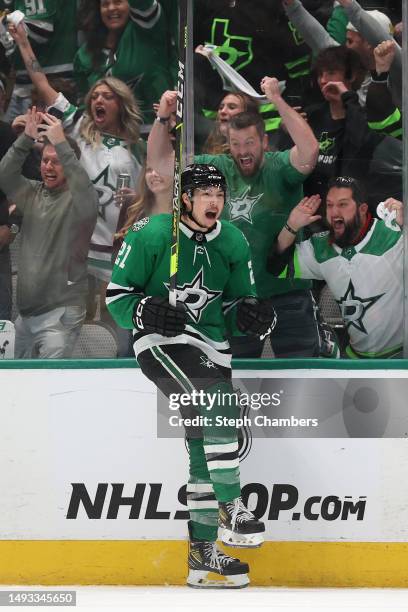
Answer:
[184,195,208,231]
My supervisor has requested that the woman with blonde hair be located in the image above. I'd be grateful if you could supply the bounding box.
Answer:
[202,91,261,154]
[9,21,145,286]
[115,163,173,243]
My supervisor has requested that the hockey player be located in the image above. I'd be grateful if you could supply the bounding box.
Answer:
[148,87,320,360]
[106,164,277,588]
[268,177,403,358]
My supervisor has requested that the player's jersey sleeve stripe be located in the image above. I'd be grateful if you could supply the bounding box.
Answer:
[129,1,161,28]
[25,19,54,44]
[105,283,143,304]
[222,298,241,315]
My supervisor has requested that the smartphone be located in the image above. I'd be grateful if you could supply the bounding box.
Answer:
[47,107,64,120]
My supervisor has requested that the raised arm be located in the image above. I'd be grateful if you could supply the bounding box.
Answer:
[337,0,401,107]
[0,108,39,206]
[147,90,176,179]
[8,21,59,107]
[275,195,321,253]
[39,114,98,221]
[282,0,338,53]
[128,0,162,28]
[366,41,402,139]
[260,77,318,175]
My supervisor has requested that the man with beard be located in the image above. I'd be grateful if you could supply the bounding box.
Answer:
[267,176,403,358]
[148,83,320,358]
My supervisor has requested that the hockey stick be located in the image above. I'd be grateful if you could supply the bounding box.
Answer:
[169,0,188,307]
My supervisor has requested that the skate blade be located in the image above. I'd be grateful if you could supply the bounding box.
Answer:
[187,570,249,589]
[220,528,264,548]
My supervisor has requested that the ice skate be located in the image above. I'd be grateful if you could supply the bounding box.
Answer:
[187,538,249,589]
[219,497,265,548]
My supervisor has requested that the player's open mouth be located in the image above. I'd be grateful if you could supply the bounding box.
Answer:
[205,211,217,220]
[45,174,57,181]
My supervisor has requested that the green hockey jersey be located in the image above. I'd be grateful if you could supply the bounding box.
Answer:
[277,219,403,357]
[195,150,312,297]
[12,0,77,90]
[73,0,175,123]
[106,214,256,367]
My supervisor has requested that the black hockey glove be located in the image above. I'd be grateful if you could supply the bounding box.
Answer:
[237,297,277,340]
[133,296,187,337]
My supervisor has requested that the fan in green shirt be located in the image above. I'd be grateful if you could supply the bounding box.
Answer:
[147,82,322,357]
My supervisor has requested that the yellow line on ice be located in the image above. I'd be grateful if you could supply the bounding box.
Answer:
[1,541,408,586]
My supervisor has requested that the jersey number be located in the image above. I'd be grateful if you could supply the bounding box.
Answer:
[24,0,46,16]
[115,242,132,269]
[248,260,255,285]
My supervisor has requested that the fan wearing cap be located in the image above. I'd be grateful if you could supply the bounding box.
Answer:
[283,0,401,111]
[106,163,277,588]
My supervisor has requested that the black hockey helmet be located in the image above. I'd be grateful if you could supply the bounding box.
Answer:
[181,164,227,203]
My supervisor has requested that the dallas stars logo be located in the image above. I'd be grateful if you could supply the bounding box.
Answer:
[208,18,253,72]
[200,356,216,369]
[337,280,385,334]
[164,268,221,323]
[319,131,335,153]
[229,188,263,224]
[92,166,115,221]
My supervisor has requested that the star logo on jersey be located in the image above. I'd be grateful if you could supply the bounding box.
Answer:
[164,268,221,323]
[228,188,263,224]
[92,166,115,220]
[200,356,216,369]
[337,280,385,334]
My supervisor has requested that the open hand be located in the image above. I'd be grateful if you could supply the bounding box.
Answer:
[287,195,322,231]
[24,106,43,140]
[38,113,65,145]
